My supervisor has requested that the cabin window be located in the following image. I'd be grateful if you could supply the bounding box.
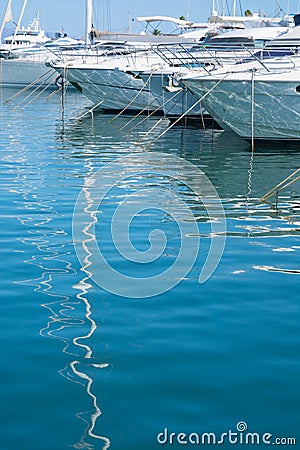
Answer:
[296,85,300,94]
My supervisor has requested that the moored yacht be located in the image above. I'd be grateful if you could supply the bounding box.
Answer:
[0,35,87,88]
[49,46,164,112]
[49,21,291,116]
[131,25,289,121]
[180,15,300,141]
[0,13,48,57]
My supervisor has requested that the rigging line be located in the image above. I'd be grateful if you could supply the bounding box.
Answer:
[134,91,186,141]
[142,73,229,147]
[199,101,206,132]
[261,173,300,210]
[135,118,166,148]
[161,71,165,115]
[275,175,300,192]
[225,0,230,15]
[118,96,162,132]
[11,70,56,108]
[75,100,104,122]
[261,168,300,202]
[61,65,67,115]
[163,90,187,118]
[109,71,154,122]
[11,71,57,110]
[239,0,243,15]
[59,65,73,118]
[4,68,54,104]
[46,85,62,100]
[15,74,59,110]
[246,145,254,203]
[127,90,184,133]
[120,88,183,133]
[141,98,203,146]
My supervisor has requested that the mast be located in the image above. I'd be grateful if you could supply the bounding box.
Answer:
[186,0,190,20]
[86,0,93,45]
[10,0,28,49]
[232,0,237,16]
[0,0,13,42]
[211,0,218,16]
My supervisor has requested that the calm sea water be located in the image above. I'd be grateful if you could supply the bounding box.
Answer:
[0,86,299,450]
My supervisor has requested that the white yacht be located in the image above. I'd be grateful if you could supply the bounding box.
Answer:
[135,25,289,118]
[49,22,291,115]
[50,46,164,112]
[0,0,87,89]
[0,37,87,88]
[0,11,87,89]
[181,23,300,141]
[48,15,210,112]
[0,15,48,54]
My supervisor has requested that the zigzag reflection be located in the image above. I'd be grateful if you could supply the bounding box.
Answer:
[10,149,110,449]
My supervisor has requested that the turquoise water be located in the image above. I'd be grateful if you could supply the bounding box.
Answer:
[0,87,300,450]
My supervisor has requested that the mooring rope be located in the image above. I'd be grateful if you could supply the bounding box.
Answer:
[4,68,55,104]
[141,73,229,147]
[261,168,300,206]
[75,99,104,122]
[110,71,154,122]
[12,73,57,110]
[120,88,184,133]
[119,96,163,132]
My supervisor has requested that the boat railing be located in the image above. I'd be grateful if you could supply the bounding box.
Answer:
[151,42,268,72]
[239,45,300,72]
[47,41,300,73]
[152,43,223,72]
[46,44,156,67]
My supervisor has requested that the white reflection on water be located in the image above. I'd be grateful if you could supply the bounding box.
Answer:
[70,161,110,448]
[3,100,300,449]
[10,151,110,449]
[253,265,300,274]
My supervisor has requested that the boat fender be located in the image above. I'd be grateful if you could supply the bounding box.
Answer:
[207,63,216,72]
[55,75,64,89]
[164,74,182,92]
[169,73,181,88]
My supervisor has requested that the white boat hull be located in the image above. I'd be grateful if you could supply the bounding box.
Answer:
[63,66,161,112]
[0,59,57,88]
[145,72,203,118]
[183,69,300,141]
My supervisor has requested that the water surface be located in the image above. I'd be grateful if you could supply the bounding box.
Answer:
[0,86,299,449]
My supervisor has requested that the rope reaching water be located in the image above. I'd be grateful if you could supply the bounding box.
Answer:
[261,168,300,208]
[140,73,229,147]
[120,88,184,133]
[4,69,55,105]
[12,73,58,111]
[110,71,154,122]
